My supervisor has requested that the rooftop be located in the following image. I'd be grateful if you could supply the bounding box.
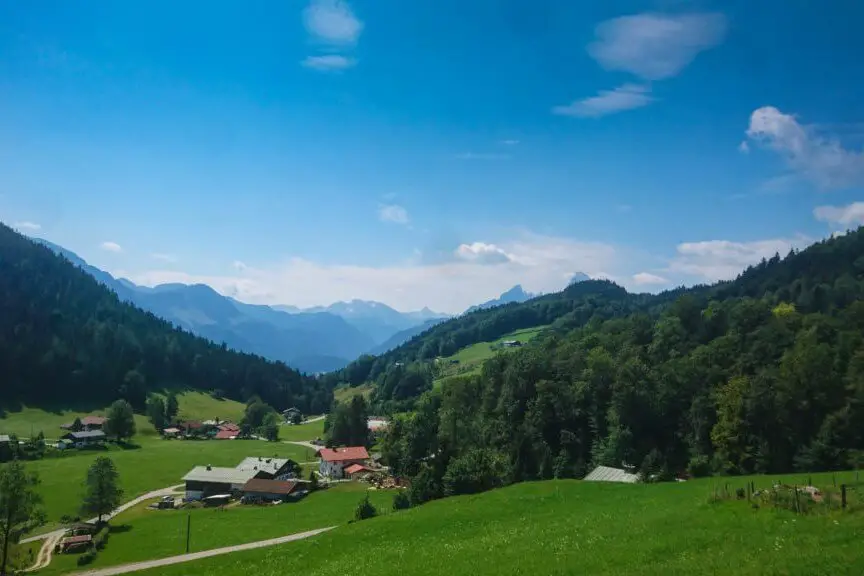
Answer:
[344,463,371,475]
[0,434,10,443]
[236,457,290,473]
[583,466,639,484]
[182,466,260,485]
[215,430,238,440]
[64,430,106,440]
[81,416,106,426]
[242,478,299,496]
[318,446,370,462]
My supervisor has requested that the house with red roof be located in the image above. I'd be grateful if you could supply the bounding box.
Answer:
[317,446,370,479]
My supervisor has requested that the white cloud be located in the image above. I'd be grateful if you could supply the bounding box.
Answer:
[150,253,178,263]
[668,236,811,282]
[813,202,864,226]
[738,140,750,153]
[745,106,864,190]
[378,204,409,225]
[233,260,248,272]
[303,0,363,45]
[553,84,653,118]
[100,241,123,253]
[456,152,511,160]
[301,55,354,70]
[632,272,669,285]
[122,233,620,314]
[588,13,727,81]
[14,221,41,232]
[454,242,513,265]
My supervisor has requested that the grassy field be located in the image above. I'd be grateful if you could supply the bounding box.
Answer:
[23,436,312,525]
[280,418,325,442]
[0,391,246,439]
[333,383,374,405]
[7,541,41,572]
[434,326,548,385]
[38,483,396,575]
[132,470,864,576]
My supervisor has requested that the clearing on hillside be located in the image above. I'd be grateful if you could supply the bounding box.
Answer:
[132,471,864,576]
[434,326,547,385]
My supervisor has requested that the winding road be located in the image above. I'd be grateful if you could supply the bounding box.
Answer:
[71,527,334,576]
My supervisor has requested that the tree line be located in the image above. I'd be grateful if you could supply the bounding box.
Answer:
[0,224,333,415]
[376,228,864,505]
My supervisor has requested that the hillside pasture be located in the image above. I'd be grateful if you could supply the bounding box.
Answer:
[36,482,394,575]
[434,326,547,385]
[333,383,374,405]
[132,471,864,576]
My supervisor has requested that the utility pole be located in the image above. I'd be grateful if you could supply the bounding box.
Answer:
[185,513,191,553]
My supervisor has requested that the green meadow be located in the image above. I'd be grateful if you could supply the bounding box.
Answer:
[434,326,547,385]
[37,483,395,575]
[132,471,864,576]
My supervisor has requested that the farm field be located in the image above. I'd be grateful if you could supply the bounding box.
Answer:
[434,326,548,385]
[134,470,864,576]
[279,418,326,442]
[37,483,395,575]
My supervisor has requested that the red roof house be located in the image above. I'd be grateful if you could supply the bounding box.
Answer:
[344,463,373,477]
[317,447,370,479]
[215,430,237,440]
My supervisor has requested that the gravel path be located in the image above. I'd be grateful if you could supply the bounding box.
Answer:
[70,527,334,576]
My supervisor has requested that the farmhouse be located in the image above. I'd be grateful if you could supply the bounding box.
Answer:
[583,465,639,484]
[501,340,522,348]
[181,465,262,500]
[236,457,296,479]
[61,430,107,448]
[60,415,107,431]
[241,478,302,503]
[317,446,370,479]
[282,407,302,422]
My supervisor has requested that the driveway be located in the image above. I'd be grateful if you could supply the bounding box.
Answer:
[71,527,334,576]
[22,485,184,545]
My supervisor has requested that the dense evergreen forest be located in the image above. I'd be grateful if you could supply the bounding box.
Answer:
[363,228,864,502]
[0,224,331,413]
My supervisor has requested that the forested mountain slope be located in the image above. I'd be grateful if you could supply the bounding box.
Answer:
[0,224,331,413]
[376,229,864,504]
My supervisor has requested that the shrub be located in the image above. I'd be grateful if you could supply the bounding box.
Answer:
[354,494,377,521]
[687,455,712,478]
[94,530,110,550]
[392,491,411,511]
[77,550,96,566]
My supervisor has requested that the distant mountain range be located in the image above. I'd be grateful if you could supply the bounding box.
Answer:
[35,240,450,373]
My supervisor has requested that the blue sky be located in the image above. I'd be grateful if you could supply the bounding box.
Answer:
[2,0,863,313]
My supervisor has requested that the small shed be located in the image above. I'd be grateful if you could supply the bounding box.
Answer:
[59,534,92,553]
[162,427,181,437]
[583,465,639,484]
[344,463,373,479]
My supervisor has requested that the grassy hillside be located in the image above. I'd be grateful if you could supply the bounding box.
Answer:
[38,483,395,575]
[333,383,374,405]
[433,326,547,384]
[134,471,864,576]
[0,391,246,439]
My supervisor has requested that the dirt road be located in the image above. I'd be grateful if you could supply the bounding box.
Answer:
[71,527,334,576]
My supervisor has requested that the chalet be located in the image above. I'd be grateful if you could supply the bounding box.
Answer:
[179,421,206,437]
[162,427,181,438]
[236,457,296,479]
[282,407,302,422]
[317,446,370,479]
[241,478,303,503]
[181,465,262,501]
[215,422,240,440]
[583,465,639,484]
[60,415,107,432]
[61,430,107,448]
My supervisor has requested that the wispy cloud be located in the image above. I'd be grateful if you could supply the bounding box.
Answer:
[302,0,362,71]
[738,141,750,153]
[378,204,410,225]
[301,55,354,71]
[588,13,727,80]
[632,272,669,285]
[814,202,864,227]
[304,0,363,45]
[500,139,520,146]
[668,236,811,282]
[557,12,726,118]
[744,106,864,190]
[456,152,511,160]
[150,253,178,263]
[553,84,653,118]
[100,241,123,253]
[14,221,41,232]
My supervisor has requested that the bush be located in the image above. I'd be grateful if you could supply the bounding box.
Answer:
[77,550,96,566]
[354,494,377,521]
[687,455,712,478]
[94,530,110,550]
[392,491,411,511]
